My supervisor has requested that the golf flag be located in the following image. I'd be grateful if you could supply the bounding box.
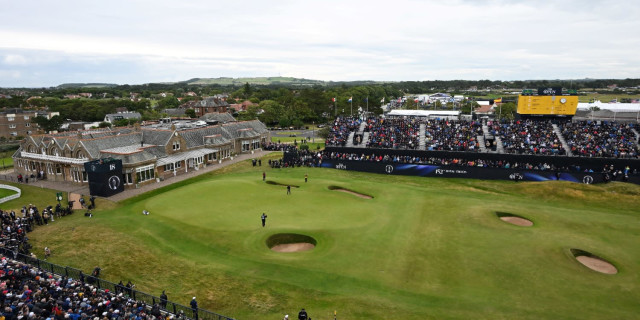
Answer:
[381,97,385,103]
[348,97,352,102]
[332,97,336,102]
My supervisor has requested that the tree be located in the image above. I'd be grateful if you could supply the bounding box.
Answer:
[258,100,285,125]
[31,115,64,133]
[185,109,197,118]
[243,82,253,98]
[497,102,517,120]
[98,122,112,128]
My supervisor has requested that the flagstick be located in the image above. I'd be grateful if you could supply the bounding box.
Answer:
[350,99,353,117]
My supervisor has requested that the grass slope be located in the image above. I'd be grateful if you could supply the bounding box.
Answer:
[21,160,640,320]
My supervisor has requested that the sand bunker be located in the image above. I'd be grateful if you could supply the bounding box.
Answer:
[266,233,316,253]
[327,186,373,199]
[570,249,618,274]
[271,243,315,252]
[499,216,533,227]
[496,212,533,227]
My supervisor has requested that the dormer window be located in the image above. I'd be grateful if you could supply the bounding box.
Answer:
[172,141,180,151]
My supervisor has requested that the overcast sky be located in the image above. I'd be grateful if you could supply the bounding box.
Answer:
[1,0,639,87]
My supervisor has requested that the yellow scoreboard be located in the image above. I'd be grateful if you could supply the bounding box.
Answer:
[517,95,578,115]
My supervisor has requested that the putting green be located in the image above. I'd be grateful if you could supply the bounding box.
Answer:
[27,165,640,320]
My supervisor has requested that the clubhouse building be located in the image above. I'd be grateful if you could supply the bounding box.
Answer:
[13,119,269,188]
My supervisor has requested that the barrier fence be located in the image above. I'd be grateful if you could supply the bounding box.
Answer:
[0,248,235,320]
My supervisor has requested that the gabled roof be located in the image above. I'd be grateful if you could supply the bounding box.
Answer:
[195,97,229,108]
[142,129,173,146]
[199,112,236,123]
[179,126,230,149]
[79,132,143,158]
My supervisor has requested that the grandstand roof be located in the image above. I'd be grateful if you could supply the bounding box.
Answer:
[387,110,460,117]
[577,101,640,112]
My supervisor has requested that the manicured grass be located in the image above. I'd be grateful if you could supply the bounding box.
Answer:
[578,93,640,103]
[22,159,640,320]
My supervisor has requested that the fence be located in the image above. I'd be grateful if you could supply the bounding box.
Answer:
[0,248,235,320]
[0,184,21,204]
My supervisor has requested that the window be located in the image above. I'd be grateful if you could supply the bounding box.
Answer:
[172,141,180,150]
[175,161,182,168]
[10,132,17,136]
[164,163,174,171]
[252,139,260,150]
[25,123,30,127]
[24,116,29,120]
[135,165,155,183]
[208,152,217,161]
[195,156,203,165]
[125,172,133,184]
[242,141,250,152]
[56,165,62,175]
[9,124,16,129]
[7,117,14,122]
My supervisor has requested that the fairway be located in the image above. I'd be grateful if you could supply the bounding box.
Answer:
[25,161,640,320]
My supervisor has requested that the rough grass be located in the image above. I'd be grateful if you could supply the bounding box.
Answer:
[21,161,640,320]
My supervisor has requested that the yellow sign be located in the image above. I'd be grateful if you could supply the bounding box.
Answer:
[517,95,578,115]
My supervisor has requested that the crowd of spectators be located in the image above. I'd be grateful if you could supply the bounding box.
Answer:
[364,118,421,149]
[0,254,185,320]
[321,116,640,159]
[325,117,362,147]
[490,119,566,155]
[423,119,483,151]
[559,121,639,158]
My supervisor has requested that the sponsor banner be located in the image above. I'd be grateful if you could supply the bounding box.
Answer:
[538,87,563,95]
[84,159,124,197]
[320,160,639,185]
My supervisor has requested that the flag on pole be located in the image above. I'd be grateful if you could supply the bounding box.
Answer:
[332,97,336,102]
[363,97,368,102]
[380,97,385,103]
[348,97,352,102]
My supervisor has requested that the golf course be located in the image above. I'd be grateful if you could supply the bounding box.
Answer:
[8,156,640,320]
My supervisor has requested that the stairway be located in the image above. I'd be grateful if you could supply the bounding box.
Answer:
[361,132,370,148]
[494,136,505,153]
[552,124,573,156]
[345,132,355,147]
[632,128,640,149]
[419,123,426,150]
[477,135,487,152]
[358,121,367,134]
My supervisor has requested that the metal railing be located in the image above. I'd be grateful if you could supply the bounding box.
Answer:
[0,248,235,320]
[0,184,21,204]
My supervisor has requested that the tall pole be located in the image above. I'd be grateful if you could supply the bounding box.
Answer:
[350,99,353,117]
[366,96,369,117]
[334,99,337,117]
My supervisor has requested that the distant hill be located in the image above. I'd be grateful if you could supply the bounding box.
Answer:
[182,77,381,87]
[57,83,119,89]
[184,77,327,86]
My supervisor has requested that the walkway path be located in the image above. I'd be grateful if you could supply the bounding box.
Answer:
[0,150,272,203]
